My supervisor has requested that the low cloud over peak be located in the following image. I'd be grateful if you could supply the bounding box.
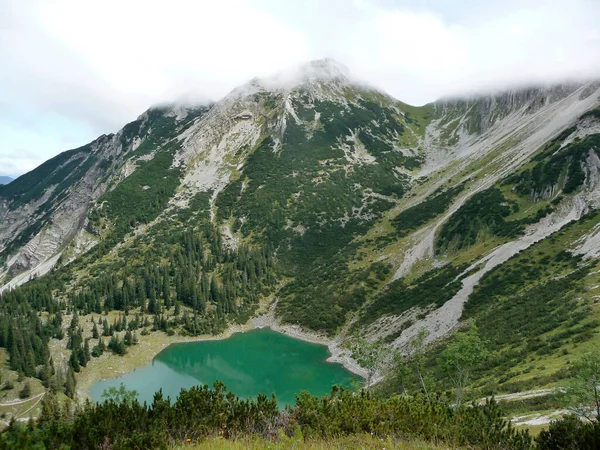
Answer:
[1,0,600,176]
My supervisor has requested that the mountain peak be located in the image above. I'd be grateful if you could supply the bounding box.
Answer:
[232,58,352,99]
[296,58,350,81]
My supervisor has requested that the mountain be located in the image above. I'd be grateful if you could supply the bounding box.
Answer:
[0,176,13,185]
[2,59,600,398]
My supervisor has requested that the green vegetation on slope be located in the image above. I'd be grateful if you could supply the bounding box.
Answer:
[462,216,600,393]
[435,127,600,255]
[120,106,210,158]
[391,211,600,401]
[0,143,93,206]
[90,147,182,259]
[436,187,524,253]
[99,150,180,229]
[507,133,600,198]
[0,383,532,450]
[360,263,468,327]
[216,96,420,333]
[391,183,465,236]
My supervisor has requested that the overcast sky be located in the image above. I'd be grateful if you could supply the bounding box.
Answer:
[1,0,600,178]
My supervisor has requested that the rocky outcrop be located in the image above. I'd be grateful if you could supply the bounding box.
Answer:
[0,138,117,282]
[432,83,584,135]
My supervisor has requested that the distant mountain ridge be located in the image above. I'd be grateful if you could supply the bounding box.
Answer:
[0,176,13,185]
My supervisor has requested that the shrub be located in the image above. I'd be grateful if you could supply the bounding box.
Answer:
[19,382,31,399]
[536,415,600,449]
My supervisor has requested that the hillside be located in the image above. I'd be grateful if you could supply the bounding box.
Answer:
[1,59,600,419]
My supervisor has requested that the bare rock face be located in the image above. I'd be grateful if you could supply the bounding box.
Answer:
[0,135,120,278]
[432,83,585,135]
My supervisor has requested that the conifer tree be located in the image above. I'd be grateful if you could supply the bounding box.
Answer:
[65,367,76,399]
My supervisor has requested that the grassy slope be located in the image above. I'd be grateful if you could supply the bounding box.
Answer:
[0,348,69,425]
[463,212,600,394]
[355,111,599,320]
[181,434,444,449]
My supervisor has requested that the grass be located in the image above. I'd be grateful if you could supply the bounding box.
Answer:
[515,424,547,438]
[0,348,51,426]
[178,434,447,449]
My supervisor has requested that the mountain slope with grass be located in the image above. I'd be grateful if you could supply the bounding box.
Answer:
[1,60,600,416]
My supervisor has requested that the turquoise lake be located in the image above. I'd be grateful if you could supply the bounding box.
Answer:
[88,328,358,407]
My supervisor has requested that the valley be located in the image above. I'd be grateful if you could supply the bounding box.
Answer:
[1,59,600,447]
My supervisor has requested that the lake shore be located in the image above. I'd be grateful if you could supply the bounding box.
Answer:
[250,302,369,379]
[76,303,367,401]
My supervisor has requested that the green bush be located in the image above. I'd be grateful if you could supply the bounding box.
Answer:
[536,415,600,449]
[436,188,520,253]
[18,382,31,399]
[392,183,465,236]
[0,383,533,449]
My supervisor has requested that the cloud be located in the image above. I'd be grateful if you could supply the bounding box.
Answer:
[0,148,43,178]
[337,0,600,101]
[1,0,600,176]
[1,0,311,132]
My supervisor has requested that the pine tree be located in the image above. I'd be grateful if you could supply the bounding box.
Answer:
[124,330,133,346]
[69,312,79,332]
[19,382,31,399]
[65,367,76,399]
[102,318,111,336]
[148,294,157,315]
[38,392,60,426]
[38,362,52,387]
[84,339,91,363]
[69,351,80,373]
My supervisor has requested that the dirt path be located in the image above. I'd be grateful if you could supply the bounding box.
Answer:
[15,393,45,419]
[512,410,569,427]
[0,392,44,407]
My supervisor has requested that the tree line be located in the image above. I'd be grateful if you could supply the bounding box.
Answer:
[0,224,277,401]
[0,382,534,449]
